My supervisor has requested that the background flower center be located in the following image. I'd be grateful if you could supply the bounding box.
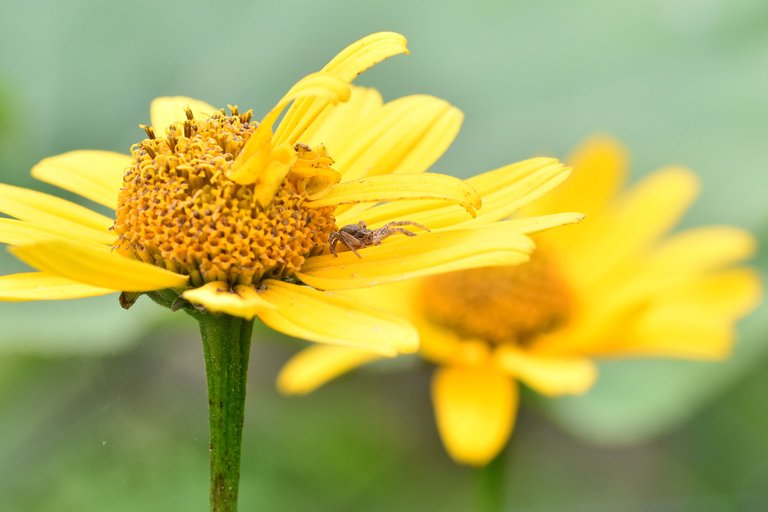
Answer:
[419,249,573,347]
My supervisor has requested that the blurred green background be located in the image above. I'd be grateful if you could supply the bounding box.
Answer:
[1,0,767,510]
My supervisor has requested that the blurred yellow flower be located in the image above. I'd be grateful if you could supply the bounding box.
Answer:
[0,32,581,356]
[278,136,761,465]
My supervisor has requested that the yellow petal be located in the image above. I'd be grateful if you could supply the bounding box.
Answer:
[274,32,409,145]
[494,345,598,396]
[0,218,114,247]
[300,86,384,155]
[614,309,735,360]
[558,166,701,286]
[264,72,352,141]
[285,159,342,200]
[583,227,758,322]
[461,158,572,226]
[182,281,276,320]
[0,272,114,301]
[494,213,586,235]
[597,268,761,360]
[150,96,218,136]
[10,240,189,292]
[256,280,418,355]
[343,158,570,230]
[431,365,517,467]
[602,165,700,241]
[322,32,409,81]
[337,280,483,366]
[31,150,129,209]
[298,223,535,290]
[522,135,628,218]
[227,72,349,200]
[331,95,462,180]
[646,226,756,277]
[387,104,463,175]
[277,345,384,395]
[660,268,761,319]
[275,72,352,117]
[0,183,114,235]
[250,144,298,207]
[310,172,481,217]
[257,72,352,149]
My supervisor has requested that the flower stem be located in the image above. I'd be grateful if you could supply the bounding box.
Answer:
[197,313,254,512]
[475,446,507,512]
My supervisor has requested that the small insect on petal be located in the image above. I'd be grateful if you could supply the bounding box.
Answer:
[328,220,430,258]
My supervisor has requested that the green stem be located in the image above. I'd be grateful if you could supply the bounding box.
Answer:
[197,313,254,512]
[475,446,507,512]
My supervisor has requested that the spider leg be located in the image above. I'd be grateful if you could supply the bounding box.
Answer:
[339,231,365,258]
[375,227,420,243]
[329,234,340,257]
[380,221,431,232]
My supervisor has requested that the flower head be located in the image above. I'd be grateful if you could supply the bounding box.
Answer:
[0,33,580,355]
[277,136,761,465]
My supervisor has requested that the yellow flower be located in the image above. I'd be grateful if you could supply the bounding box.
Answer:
[0,32,580,356]
[277,136,761,465]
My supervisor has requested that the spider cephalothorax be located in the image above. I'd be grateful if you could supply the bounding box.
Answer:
[328,221,430,258]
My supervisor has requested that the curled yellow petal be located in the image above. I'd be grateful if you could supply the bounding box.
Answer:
[256,280,418,355]
[494,346,598,396]
[346,158,571,230]
[182,281,276,320]
[462,158,572,226]
[10,240,189,292]
[274,32,409,145]
[309,173,481,217]
[0,272,114,301]
[234,34,407,198]
[150,96,218,136]
[274,72,352,118]
[298,223,535,290]
[249,144,298,207]
[227,72,349,203]
[286,163,342,200]
[322,32,409,80]
[31,150,129,209]
[431,365,518,467]
[277,345,384,395]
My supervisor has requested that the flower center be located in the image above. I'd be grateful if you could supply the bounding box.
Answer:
[419,250,573,347]
[113,107,338,288]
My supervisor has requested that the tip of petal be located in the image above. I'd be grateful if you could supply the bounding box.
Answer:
[323,32,410,82]
[649,165,701,196]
